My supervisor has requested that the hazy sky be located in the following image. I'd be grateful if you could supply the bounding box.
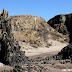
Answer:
[0,0,72,21]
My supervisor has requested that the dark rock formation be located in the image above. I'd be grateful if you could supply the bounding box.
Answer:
[47,14,72,62]
[48,15,68,35]
[47,14,72,43]
[56,44,72,59]
[0,9,27,65]
[0,9,30,72]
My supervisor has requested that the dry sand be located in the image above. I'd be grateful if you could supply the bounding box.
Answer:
[19,39,68,57]
[0,63,13,72]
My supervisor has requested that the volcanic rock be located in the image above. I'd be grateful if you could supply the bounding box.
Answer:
[56,43,72,59]
[47,15,68,35]
[47,14,72,43]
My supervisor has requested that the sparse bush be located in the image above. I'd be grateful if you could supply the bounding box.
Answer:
[48,43,52,46]
[45,43,52,48]
[32,44,38,48]
[53,35,57,39]
[60,40,64,43]
[64,38,69,42]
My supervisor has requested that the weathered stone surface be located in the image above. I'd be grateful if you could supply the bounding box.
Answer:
[44,44,72,61]
[2,65,47,72]
[0,10,30,72]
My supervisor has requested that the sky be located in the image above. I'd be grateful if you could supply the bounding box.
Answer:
[0,0,72,21]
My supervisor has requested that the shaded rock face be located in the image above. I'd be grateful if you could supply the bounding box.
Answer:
[43,44,72,61]
[47,14,72,43]
[65,14,72,43]
[48,15,68,35]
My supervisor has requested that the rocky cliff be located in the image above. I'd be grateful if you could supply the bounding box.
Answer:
[47,14,72,43]
[48,15,68,35]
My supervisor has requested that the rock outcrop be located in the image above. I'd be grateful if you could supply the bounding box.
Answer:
[47,14,72,43]
[46,43,72,61]
[56,43,72,59]
[48,15,68,35]
[0,9,29,66]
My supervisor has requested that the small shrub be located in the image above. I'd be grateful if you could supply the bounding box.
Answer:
[32,45,38,48]
[53,35,57,39]
[64,38,69,42]
[48,43,52,46]
[60,40,64,43]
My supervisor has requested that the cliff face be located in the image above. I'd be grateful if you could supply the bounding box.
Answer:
[47,14,72,43]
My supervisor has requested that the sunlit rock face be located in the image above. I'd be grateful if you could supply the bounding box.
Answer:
[10,15,50,48]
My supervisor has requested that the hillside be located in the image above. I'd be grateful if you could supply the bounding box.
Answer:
[8,15,67,49]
